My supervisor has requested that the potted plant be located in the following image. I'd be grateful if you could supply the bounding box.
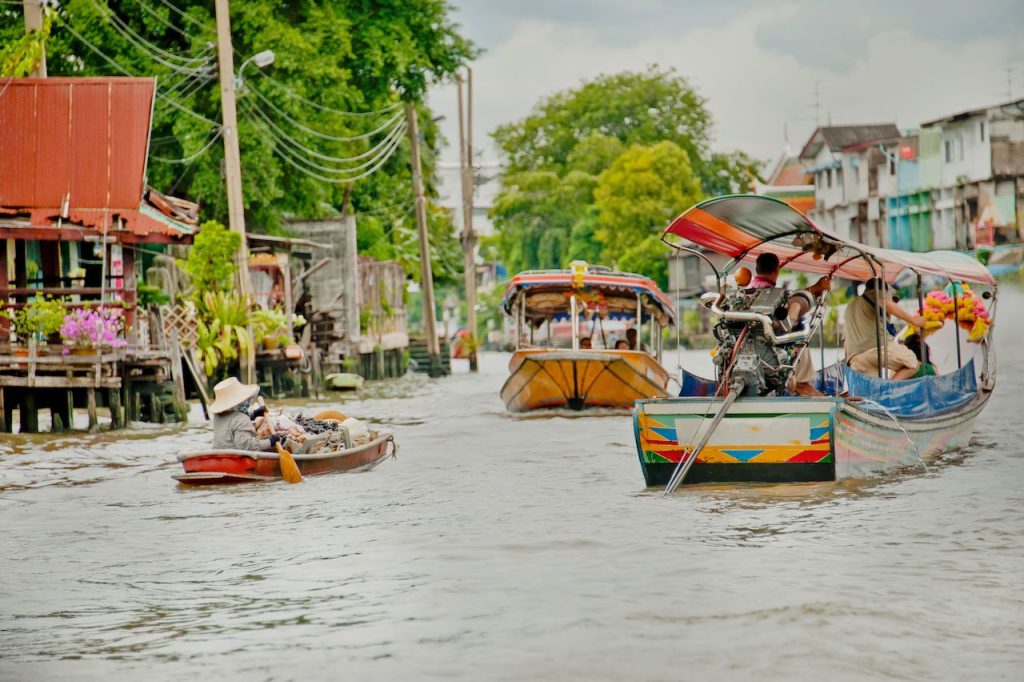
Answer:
[59,306,128,355]
[251,307,305,351]
[8,296,67,354]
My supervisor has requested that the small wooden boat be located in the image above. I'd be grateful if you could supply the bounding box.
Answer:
[173,431,396,484]
[636,195,998,489]
[499,262,676,412]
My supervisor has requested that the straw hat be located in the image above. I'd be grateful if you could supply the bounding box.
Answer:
[210,377,260,414]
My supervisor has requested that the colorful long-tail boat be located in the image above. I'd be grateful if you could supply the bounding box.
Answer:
[635,195,997,489]
[500,262,677,412]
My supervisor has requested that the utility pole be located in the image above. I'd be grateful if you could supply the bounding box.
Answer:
[457,67,478,372]
[406,102,443,377]
[213,0,252,301]
[22,0,46,77]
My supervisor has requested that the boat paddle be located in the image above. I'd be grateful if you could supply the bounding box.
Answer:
[275,442,303,484]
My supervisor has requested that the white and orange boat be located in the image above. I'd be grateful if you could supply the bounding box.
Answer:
[499,262,676,412]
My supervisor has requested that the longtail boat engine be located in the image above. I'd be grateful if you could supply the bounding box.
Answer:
[703,287,811,397]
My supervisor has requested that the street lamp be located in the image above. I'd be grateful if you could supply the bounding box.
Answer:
[235,49,275,91]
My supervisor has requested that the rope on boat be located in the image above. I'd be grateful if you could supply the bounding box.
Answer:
[850,398,927,473]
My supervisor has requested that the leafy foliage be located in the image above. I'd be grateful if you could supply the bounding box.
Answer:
[593,141,703,286]
[489,67,761,280]
[180,220,240,299]
[0,1,475,279]
[0,15,49,77]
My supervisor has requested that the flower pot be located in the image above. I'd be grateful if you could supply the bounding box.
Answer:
[14,347,29,358]
[67,347,97,356]
[262,336,281,351]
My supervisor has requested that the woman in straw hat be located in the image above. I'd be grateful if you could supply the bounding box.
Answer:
[210,377,284,451]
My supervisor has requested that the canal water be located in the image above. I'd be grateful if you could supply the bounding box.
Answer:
[2,289,1022,681]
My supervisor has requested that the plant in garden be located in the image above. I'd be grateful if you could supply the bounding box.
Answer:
[10,296,67,343]
[59,307,127,351]
[194,292,254,376]
[251,307,305,347]
[181,221,241,299]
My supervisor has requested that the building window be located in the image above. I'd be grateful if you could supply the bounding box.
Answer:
[944,139,953,162]
[889,156,896,175]
[980,121,985,142]
[957,135,964,160]
[827,169,833,188]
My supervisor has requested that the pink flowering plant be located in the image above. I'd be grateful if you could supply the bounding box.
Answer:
[60,307,127,353]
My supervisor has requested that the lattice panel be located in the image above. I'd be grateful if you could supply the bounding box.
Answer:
[160,304,199,348]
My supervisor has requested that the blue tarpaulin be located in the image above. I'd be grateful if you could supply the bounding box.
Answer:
[844,359,977,418]
[678,368,718,397]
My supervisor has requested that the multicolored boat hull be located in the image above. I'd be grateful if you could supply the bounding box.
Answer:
[635,397,836,485]
[634,392,989,486]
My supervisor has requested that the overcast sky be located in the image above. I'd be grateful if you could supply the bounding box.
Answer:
[428,0,1024,171]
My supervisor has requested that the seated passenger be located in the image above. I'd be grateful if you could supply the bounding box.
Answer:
[747,253,831,396]
[614,339,629,350]
[626,328,649,353]
[844,278,927,380]
[210,377,284,451]
[579,336,592,349]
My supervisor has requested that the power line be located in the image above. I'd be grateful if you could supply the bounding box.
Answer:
[124,0,208,43]
[89,0,212,74]
[248,83,404,142]
[153,0,205,30]
[244,110,407,184]
[150,127,223,163]
[240,97,407,166]
[254,70,402,119]
[56,14,221,127]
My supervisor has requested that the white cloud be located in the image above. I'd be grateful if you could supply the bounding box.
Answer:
[429,5,1018,175]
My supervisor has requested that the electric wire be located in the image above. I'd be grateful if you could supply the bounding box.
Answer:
[248,84,404,142]
[153,0,205,29]
[89,0,212,74]
[150,127,223,163]
[244,107,407,178]
[240,97,407,166]
[244,110,407,184]
[124,0,208,42]
[254,70,402,118]
[57,15,222,127]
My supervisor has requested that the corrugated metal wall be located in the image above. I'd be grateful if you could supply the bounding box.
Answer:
[0,78,155,211]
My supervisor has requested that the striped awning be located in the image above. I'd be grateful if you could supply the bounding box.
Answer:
[664,195,995,285]
[502,270,676,324]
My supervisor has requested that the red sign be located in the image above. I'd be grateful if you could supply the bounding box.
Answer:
[899,144,916,160]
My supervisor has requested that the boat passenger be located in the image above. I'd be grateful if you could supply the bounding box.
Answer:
[210,377,284,451]
[615,339,629,350]
[579,336,593,349]
[746,253,831,396]
[844,278,927,380]
[625,328,649,353]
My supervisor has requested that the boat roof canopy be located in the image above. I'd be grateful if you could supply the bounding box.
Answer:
[663,195,996,286]
[502,268,677,326]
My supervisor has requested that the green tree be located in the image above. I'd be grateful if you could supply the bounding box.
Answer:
[0,0,475,257]
[180,220,240,298]
[490,170,597,274]
[593,141,703,285]
[489,67,759,275]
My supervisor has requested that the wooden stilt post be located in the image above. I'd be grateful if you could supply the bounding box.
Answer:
[168,329,188,423]
[109,387,123,429]
[20,391,37,433]
[86,388,98,431]
[0,387,6,433]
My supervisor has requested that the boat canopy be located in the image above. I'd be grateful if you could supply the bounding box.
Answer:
[501,268,677,326]
[664,195,996,285]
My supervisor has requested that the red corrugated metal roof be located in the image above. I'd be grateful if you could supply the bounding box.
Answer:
[0,77,155,211]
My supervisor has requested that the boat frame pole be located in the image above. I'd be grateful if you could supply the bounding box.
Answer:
[635,293,642,350]
[571,295,579,351]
